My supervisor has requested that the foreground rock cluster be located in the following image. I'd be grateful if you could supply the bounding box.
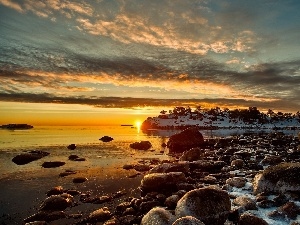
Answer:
[21,128,300,225]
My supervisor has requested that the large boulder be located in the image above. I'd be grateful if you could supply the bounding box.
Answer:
[12,151,50,165]
[167,128,204,153]
[253,162,300,194]
[175,186,231,225]
[141,207,174,225]
[140,172,186,194]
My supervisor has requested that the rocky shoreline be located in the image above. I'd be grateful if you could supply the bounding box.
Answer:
[10,128,300,224]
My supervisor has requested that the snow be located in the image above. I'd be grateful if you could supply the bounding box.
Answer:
[143,111,300,131]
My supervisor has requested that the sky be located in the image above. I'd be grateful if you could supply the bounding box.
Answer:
[0,0,300,125]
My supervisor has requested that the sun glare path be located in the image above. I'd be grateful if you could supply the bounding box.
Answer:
[135,120,141,133]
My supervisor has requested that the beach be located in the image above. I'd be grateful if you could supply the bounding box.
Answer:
[0,126,171,224]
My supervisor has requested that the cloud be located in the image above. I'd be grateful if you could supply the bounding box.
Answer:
[0,0,23,12]
[0,0,93,19]
[0,91,299,113]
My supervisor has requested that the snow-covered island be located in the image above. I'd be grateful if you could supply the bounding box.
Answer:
[141,106,300,130]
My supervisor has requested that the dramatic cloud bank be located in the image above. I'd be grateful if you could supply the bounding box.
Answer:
[0,0,299,112]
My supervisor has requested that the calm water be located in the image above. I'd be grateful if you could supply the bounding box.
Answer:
[1,125,299,150]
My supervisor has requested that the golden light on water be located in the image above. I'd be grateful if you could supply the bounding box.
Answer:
[135,120,141,133]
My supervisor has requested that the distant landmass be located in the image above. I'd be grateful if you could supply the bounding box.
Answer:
[0,124,34,130]
[141,106,300,130]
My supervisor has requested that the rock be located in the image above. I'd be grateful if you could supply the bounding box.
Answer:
[149,162,189,174]
[118,215,137,225]
[67,144,76,150]
[175,186,231,225]
[12,151,49,165]
[139,200,161,213]
[261,155,282,166]
[141,207,174,225]
[167,127,204,153]
[103,217,120,225]
[232,196,257,210]
[172,216,205,225]
[66,189,81,196]
[201,175,217,184]
[189,160,226,173]
[278,202,300,219]
[42,161,65,168]
[140,172,186,194]
[253,162,300,194]
[68,154,79,160]
[110,190,126,199]
[85,207,112,223]
[226,177,247,188]
[40,195,73,211]
[24,221,47,225]
[179,147,204,162]
[46,186,64,196]
[165,195,180,210]
[100,136,114,142]
[130,141,152,150]
[115,202,131,215]
[73,177,88,183]
[123,164,134,170]
[230,159,244,168]
[133,164,151,172]
[92,195,112,204]
[24,211,66,223]
[239,212,268,225]
[59,170,76,177]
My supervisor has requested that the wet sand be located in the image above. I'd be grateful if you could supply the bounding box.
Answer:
[0,143,170,225]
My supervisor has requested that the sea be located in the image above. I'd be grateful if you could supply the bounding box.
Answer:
[0,125,299,177]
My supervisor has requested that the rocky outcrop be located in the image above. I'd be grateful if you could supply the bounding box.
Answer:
[175,186,231,225]
[167,127,204,153]
[12,151,49,165]
[253,162,300,194]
